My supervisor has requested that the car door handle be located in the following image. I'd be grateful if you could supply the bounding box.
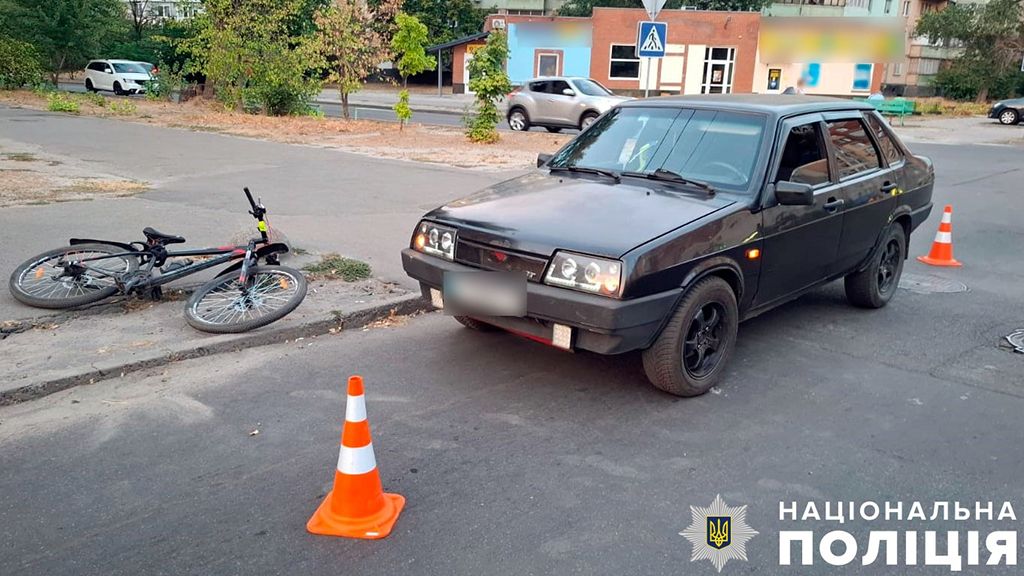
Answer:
[823,197,845,212]
[880,181,898,194]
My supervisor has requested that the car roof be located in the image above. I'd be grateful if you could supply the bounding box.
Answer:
[91,59,143,64]
[527,76,589,82]
[619,94,874,119]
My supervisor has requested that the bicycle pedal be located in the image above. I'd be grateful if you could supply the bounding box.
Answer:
[149,286,163,301]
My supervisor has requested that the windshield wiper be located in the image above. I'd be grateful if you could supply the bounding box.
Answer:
[549,165,621,183]
[623,169,715,195]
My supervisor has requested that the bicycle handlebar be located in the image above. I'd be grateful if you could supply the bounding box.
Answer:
[243,187,258,211]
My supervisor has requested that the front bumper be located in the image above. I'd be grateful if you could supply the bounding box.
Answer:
[401,248,680,354]
[988,105,1005,119]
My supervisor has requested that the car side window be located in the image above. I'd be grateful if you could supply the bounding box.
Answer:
[88,62,102,71]
[528,81,547,93]
[776,122,830,186]
[863,113,903,166]
[827,119,881,179]
[549,80,571,96]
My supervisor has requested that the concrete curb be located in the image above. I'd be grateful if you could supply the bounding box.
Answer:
[0,294,431,406]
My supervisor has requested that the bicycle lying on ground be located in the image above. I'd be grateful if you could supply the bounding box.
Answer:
[9,188,307,333]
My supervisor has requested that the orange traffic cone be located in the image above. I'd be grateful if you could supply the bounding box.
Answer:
[917,204,962,267]
[307,375,405,539]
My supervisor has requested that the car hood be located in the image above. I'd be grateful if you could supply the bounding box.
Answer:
[995,98,1024,107]
[424,172,736,258]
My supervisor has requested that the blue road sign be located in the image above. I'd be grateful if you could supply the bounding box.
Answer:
[636,21,667,58]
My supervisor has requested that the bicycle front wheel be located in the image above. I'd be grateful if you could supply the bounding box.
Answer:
[184,265,307,333]
[9,244,138,309]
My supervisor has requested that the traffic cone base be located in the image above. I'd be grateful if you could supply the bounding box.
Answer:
[307,488,405,540]
[917,254,961,267]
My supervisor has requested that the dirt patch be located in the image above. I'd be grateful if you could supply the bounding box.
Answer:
[0,90,569,170]
[0,138,149,207]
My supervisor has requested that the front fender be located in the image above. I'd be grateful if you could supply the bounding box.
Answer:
[218,243,290,276]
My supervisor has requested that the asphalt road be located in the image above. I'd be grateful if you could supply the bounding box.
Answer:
[1,107,1023,574]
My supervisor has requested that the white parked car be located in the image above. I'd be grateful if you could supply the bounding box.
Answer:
[84,60,152,95]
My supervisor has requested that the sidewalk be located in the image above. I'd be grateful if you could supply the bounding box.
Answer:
[317,87,478,116]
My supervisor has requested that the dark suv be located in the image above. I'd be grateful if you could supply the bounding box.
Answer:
[402,95,934,396]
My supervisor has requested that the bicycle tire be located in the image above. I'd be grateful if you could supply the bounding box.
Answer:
[9,243,138,309]
[184,265,307,333]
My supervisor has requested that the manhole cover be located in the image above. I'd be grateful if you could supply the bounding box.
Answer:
[898,273,968,294]
[1007,330,1024,354]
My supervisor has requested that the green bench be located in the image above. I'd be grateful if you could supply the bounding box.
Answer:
[867,98,916,126]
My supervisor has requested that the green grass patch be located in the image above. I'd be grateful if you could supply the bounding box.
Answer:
[108,100,137,116]
[3,152,37,162]
[46,92,79,114]
[303,253,372,282]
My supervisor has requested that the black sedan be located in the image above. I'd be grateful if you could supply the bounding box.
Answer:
[989,98,1024,125]
[402,95,934,397]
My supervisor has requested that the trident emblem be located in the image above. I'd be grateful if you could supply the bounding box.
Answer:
[707,516,731,549]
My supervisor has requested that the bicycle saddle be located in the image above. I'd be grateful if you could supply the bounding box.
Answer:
[143,227,186,245]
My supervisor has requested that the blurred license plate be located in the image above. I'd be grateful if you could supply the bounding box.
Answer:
[443,271,526,317]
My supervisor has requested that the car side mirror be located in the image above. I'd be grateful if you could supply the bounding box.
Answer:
[562,88,575,97]
[774,181,814,206]
[537,153,552,167]
[104,68,112,74]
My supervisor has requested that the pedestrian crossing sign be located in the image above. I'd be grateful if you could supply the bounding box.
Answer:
[636,21,667,58]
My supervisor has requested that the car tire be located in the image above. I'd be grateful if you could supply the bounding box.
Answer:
[998,108,1019,125]
[508,108,531,131]
[113,82,124,96]
[454,316,497,331]
[579,111,599,130]
[545,127,562,133]
[642,276,738,397]
[85,79,96,92]
[844,223,906,309]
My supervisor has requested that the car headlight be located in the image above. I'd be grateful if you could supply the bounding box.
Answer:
[544,251,622,297]
[412,221,457,261]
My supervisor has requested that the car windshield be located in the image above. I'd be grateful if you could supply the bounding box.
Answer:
[112,62,149,74]
[573,79,612,97]
[547,107,766,192]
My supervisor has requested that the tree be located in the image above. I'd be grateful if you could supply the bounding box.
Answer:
[394,0,487,46]
[557,0,770,16]
[0,38,45,89]
[126,0,153,41]
[187,0,324,115]
[313,0,400,119]
[0,0,127,85]
[392,12,436,88]
[465,31,511,143]
[917,0,1024,102]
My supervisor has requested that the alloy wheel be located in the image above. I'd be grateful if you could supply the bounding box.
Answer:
[1000,110,1017,125]
[682,302,727,379]
[877,238,901,294]
[509,112,526,131]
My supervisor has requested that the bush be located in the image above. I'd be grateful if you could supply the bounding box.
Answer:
[84,91,107,107]
[934,63,1024,101]
[47,93,80,113]
[0,38,45,89]
[393,89,412,129]
[465,103,501,143]
[145,62,186,101]
[108,100,137,115]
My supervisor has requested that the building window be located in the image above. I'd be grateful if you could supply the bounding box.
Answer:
[536,52,560,77]
[701,47,735,94]
[892,62,903,76]
[917,59,941,75]
[883,0,892,14]
[609,45,640,79]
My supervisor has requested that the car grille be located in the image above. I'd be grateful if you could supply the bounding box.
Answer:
[455,239,548,282]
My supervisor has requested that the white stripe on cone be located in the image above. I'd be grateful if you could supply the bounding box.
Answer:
[941,211,952,224]
[934,231,952,243]
[337,443,377,475]
[345,394,367,423]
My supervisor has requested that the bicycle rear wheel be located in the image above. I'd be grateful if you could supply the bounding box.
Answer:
[184,265,307,333]
[9,244,138,309]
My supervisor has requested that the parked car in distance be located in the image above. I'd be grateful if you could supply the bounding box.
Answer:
[507,76,631,133]
[988,97,1024,125]
[403,95,935,397]
[84,60,152,95]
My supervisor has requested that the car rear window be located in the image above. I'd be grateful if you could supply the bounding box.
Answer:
[548,107,766,192]
[827,119,881,179]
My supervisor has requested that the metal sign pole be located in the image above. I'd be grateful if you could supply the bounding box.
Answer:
[644,58,651,98]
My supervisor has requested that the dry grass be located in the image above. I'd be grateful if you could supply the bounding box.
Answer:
[0,90,569,170]
[913,97,991,117]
